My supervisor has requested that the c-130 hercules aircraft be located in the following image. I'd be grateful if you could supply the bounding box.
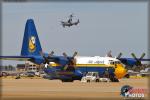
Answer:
[0,19,127,82]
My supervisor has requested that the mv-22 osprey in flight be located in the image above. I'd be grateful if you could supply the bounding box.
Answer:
[1,19,149,82]
[61,14,80,28]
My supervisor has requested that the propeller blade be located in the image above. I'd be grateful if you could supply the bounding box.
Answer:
[131,53,138,60]
[117,52,122,59]
[39,51,49,64]
[70,13,74,18]
[48,51,54,57]
[71,58,76,65]
[63,65,69,71]
[107,50,112,57]
[62,52,68,58]
[139,53,145,60]
[72,51,78,58]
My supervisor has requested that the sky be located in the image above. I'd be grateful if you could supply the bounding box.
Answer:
[1,2,148,66]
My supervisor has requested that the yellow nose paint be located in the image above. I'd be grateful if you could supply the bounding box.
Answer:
[114,64,127,79]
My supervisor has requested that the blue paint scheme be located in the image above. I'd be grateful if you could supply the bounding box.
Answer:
[76,67,115,75]
[119,58,150,67]
[21,19,42,56]
[43,66,83,80]
[43,65,115,80]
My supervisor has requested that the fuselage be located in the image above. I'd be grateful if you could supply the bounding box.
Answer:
[49,56,127,79]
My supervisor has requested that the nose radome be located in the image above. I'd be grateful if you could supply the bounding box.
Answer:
[114,64,127,79]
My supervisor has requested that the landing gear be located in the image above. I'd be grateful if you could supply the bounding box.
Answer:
[96,79,100,82]
[61,79,74,82]
[109,75,119,82]
[87,80,90,82]
[124,74,130,78]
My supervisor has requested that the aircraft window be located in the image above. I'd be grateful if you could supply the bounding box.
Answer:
[29,68,32,70]
[110,62,115,65]
[115,61,121,64]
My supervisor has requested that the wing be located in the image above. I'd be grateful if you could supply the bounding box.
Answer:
[0,56,33,61]
[140,59,150,61]
[119,58,150,61]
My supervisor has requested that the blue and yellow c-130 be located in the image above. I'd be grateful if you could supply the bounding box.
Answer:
[0,19,128,82]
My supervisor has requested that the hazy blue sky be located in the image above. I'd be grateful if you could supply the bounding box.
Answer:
[1,2,148,65]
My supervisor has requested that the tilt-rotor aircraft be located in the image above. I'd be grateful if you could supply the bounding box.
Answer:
[61,14,79,28]
[0,19,126,82]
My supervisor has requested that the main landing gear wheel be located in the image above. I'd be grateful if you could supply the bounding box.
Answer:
[109,75,119,82]
[96,79,99,82]
[61,79,74,82]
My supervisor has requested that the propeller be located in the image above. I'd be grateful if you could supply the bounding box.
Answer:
[62,51,78,71]
[40,51,49,64]
[40,51,54,68]
[106,50,122,59]
[117,52,122,59]
[131,53,145,66]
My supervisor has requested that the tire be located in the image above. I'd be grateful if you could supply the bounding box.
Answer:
[113,78,119,82]
[96,79,99,82]
[61,79,73,82]
[125,74,130,78]
[109,75,119,82]
[87,80,90,83]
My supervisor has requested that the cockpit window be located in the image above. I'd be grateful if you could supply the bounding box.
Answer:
[110,61,115,65]
[110,61,121,65]
[115,61,121,64]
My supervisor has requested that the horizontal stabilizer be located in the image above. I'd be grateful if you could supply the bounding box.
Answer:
[0,56,33,61]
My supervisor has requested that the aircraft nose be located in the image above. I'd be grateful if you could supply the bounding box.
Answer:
[114,64,127,79]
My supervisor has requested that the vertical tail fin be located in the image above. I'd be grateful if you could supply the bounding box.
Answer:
[21,19,42,56]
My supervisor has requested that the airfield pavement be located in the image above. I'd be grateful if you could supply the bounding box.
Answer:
[0,78,149,100]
